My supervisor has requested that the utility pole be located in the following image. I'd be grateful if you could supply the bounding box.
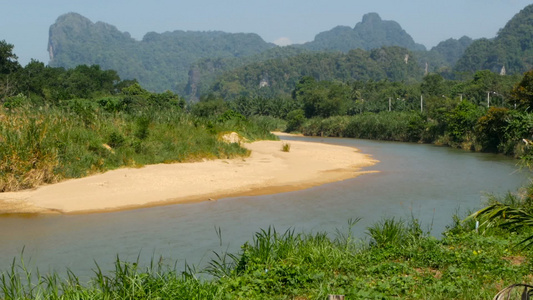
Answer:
[389,97,391,112]
[420,95,423,112]
[487,92,491,108]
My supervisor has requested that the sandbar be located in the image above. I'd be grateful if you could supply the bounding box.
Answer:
[0,138,378,215]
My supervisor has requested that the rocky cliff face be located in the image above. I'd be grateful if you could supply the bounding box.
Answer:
[48,13,134,65]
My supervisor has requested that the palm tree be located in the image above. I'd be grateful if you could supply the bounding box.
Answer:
[468,179,533,248]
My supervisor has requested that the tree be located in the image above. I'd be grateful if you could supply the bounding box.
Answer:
[0,40,20,75]
[475,107,510,152]
[293,77,351,118]
[421,74,446,97]
[191,96,228,118]
[510,69,533,110]
[445,100,483,143]
[0,40,21,99]
[285,109,305,132]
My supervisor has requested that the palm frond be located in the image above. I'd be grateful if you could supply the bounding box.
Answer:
[468,203,533,248]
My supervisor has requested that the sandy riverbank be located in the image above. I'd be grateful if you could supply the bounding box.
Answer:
[0,138,378,215]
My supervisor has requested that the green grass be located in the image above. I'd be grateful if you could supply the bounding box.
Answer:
[0,106,276,192]
[2,213,533,299]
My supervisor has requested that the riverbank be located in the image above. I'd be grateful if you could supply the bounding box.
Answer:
[0,138,377,214]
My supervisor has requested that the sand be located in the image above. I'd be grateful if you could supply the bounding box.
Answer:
[0,138,378,215]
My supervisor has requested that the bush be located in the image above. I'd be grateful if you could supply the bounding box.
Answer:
[445,100,484,144]
[285,109,305,133]
[191,99,228,119]
[248,115,286,132]
[3,93,29,109]
[475,107,510,152]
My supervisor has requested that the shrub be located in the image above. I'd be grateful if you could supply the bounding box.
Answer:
[366,218,408,248]
[445,100,483,144]
[107,131,126,148]
[3,93,29,109]
[475,107,510,152]
[285,109,305,133]
[134,115,151,140]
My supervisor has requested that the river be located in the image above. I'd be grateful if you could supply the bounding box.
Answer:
[0,136,529,280]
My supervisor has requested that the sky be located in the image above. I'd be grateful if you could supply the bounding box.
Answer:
[1,0,532,66]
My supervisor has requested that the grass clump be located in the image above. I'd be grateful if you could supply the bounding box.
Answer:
[281,142,291,152]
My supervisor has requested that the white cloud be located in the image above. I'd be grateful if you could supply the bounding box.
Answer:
[273,37,293,46]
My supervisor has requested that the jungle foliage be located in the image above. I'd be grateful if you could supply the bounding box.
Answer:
[209,46,424,100]
[0,41,276,192]
[220,68,533,158]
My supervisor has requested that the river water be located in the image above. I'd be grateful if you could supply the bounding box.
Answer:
[0,136,529,280]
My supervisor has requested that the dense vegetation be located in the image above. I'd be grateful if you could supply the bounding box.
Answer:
[213,68,533,160]
[416,36,474,75]
[0,40,276,192]
[209,46,424,100]
[186,46,311,101]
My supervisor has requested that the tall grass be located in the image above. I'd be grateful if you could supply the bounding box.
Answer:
[0,106,275,192]
[0,110,61,191]
[1,255,222,300]
[1,217,532,299]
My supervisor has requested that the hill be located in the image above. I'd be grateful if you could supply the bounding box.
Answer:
[300,13,426,52]
[48,12,435,97]
[48,13,275,93]
[48,7,533,98]
[415,36,474,76]
[454,4,533,74]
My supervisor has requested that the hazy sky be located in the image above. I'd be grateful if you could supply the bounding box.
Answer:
[2,0,532,65]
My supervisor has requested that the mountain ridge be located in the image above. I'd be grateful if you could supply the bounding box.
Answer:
[48,12,275,93]
[47,6,533,97]
[454,4,533,74]
[301,12,426,52]
[47,12,438,96]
